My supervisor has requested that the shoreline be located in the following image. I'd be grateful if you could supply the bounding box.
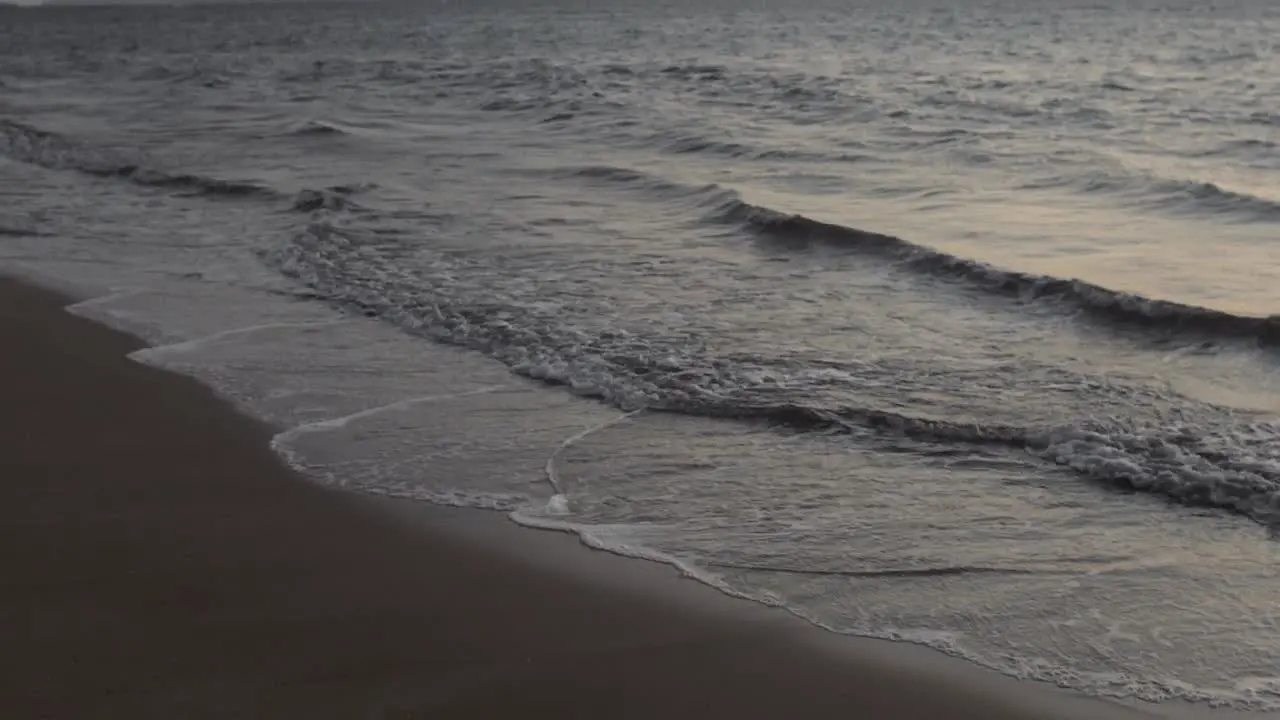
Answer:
[0,273,1217,718]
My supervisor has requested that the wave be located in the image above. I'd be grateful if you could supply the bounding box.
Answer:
[287,119,352,137]
[263,215,1280,529]
[653,398,1032,447]
[715,198,1280,345]
[534,164,1279,346]
[97,165,270,197]
[611,395,1280,528]
[1201,138,1277,156]
[1248,111,1278,127]
[554,165,740,208]
[1148,179,1280,221]
[648,132,866,163]
[659,63,727,80]
[1081,172,1280,223]
[290,186,372,213]
[1023,165,1280,222]
[131,64,233,88]
[666,398,1280,525]
[0,119,274,198]
[665,135,769,158]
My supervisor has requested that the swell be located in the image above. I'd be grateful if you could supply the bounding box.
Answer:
[0,119,274,198]
[717,199,1280,345]
[1073,171,1280,223]
[552,165,740,209]
[556,164,1280,345]
[1144,178,1280,222]
[642,131,868,164]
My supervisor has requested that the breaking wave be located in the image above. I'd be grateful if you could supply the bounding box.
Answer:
[5,110,1276,528]
[262,214,1280,529]
[673,399,1280,525]
[290,186,371,213]
[0,119,273,198]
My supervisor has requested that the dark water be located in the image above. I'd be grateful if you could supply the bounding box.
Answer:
[4,0,1280,710]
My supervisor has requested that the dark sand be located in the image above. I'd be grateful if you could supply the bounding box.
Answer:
[0,276,1159,719]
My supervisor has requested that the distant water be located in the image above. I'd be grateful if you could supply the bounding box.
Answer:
[4,0,1280,710]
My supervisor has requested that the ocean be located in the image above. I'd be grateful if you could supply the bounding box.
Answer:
[3,0,1280,710]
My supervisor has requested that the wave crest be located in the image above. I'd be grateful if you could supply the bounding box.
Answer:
[718,199,1280,345]
[671,398,1280,525]
[0,119,273,198]
[263,215,1280,528]
[1079,172,1280,222]
[287,119,352,137]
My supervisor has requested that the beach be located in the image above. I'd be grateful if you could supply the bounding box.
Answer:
[5,0,1280,707]
[0,275,1171,718]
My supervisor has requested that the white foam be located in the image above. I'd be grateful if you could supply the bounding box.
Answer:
[8,140,1274,714]
[542,408,645,496]
[272,437,533,511]
[270,384,507,449]
[65,288,145,312]
[1232,676,1280,704]
[356,484,531,512]
[61,289,200,346]
[509,504,1221,709]
[543,494,570,515]
[507,507,972,653]
[508,510,733,588]
[129,319,351,360]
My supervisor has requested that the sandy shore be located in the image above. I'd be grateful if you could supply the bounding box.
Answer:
[0,275,1162,719]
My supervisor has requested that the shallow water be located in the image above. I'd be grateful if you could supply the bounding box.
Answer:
[4,0,1280,710]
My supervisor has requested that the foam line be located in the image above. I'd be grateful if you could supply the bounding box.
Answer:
[65,288,145,312]
[129,319,350,359]
[542,409,645,511]
[507,511,731,588]
[271,385,507,448]
[505,510,987,690]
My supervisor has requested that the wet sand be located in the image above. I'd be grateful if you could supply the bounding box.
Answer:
[0,276,1157,719]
